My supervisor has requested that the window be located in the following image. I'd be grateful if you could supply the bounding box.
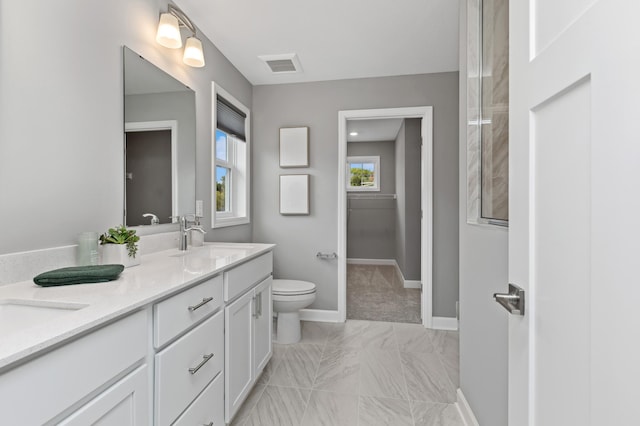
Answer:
[346,156,380,191]
[212,83,250,228]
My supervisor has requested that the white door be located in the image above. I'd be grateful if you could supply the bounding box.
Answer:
[508,0,640,425]
[253,277,273,376]
[58,366,149,426]
[224,290,254,423]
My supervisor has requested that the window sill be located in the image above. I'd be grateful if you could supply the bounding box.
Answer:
[346,188,381,192]
[212,216,250,229]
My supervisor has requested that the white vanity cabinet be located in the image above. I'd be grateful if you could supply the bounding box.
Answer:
[0,244,275,426]
[224,253,273,424]
[153,274,224,426]
[0,311,148,425]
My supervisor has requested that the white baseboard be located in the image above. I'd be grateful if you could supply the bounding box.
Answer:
[404,280,422,289]
[299,309,341,323]
[432,316,459,331]
[347,258,396,266]
[456,388,480,426]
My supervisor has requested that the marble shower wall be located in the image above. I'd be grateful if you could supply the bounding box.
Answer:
[467,0,509,223]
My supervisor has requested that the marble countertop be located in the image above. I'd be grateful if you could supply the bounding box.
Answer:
[0,242,274,371]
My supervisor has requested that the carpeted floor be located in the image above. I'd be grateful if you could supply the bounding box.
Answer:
[346,264,421,324]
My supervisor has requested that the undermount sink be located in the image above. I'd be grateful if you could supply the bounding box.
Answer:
[0,299,88,335]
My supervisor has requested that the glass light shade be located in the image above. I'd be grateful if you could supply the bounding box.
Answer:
[183,37,205,68]
[156,13,182,48]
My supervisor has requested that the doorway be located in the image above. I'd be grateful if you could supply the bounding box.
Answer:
[337,107,433,327]
[124,120,178,227]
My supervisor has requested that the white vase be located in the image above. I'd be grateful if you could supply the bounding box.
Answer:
[101,244,141,268]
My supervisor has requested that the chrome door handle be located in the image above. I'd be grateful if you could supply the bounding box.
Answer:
[493,284,525,315]
[188,297,214,312]
[188,353,214,374]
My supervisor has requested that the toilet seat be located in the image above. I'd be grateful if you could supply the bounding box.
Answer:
[272,279,316,296]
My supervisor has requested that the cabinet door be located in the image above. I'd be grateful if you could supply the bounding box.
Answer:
[253,276,273,377]
[225,289,254,423]
[58,365,149,426]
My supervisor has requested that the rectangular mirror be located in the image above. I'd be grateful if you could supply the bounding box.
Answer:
[123,46,196,227]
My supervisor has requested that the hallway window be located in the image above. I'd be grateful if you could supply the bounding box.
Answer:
[347,156,380,191]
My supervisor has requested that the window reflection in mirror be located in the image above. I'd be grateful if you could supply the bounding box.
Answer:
[122,47,196,227]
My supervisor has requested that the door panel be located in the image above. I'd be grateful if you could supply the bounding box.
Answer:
[253,277,273,376]
[510,0,640,424]
[531,78,591,426]
[532,0,596,55]
[225,290,254,423]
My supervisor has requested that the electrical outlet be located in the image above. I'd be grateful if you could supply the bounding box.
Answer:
[195,200,204,217]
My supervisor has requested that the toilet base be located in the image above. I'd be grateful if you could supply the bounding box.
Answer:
[276,311,302,344]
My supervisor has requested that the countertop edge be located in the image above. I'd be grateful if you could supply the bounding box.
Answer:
[0,243,275,371]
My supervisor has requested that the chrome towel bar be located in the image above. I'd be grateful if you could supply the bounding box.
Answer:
[316,252,338,260]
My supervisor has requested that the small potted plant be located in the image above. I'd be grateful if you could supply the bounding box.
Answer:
[99,225,141,268]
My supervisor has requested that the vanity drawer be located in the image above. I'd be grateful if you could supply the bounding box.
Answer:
[154,310,224,426]
[173,370,224,426]
[154,274,223,348]
[224,252,273,301]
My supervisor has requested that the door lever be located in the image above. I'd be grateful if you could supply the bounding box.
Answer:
[493,284,525,315]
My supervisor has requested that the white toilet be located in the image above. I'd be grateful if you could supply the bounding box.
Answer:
[272,279,316,344]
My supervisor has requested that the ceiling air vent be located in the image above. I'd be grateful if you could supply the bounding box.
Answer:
[258,53,302,74]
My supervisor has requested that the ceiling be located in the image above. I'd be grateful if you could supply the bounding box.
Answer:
[176,0,460,85]
[347,118,404,142]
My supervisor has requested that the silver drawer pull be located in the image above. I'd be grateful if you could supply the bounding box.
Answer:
[188,297,214,312]
[203,423,213,426]
[188,353,214,374]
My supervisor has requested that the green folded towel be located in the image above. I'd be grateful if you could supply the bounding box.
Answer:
[33,264,125,287]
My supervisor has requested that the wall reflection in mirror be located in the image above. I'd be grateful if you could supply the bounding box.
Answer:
[123,46,196,227]
[466,0,509,224]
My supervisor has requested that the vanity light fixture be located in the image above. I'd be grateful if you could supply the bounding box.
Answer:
[156,4,205,68]
[349,131,359,136]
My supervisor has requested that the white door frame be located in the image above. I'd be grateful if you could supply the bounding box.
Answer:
[337,107,434,327]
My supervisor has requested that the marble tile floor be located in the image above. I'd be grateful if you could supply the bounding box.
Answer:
[231,320,463,426]
[347,264,421,324]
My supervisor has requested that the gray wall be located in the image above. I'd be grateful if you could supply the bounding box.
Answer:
[458,0,508,424]
[395,119,422,281]
[0,0,252,255]
[395,123,407,277]
[347,141,396,260]
[252,72,459,315]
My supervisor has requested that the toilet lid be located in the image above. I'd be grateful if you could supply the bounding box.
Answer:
[272,279,316,295]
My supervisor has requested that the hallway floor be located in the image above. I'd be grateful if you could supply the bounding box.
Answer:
[230,320,463,426]
[347,264,421,324]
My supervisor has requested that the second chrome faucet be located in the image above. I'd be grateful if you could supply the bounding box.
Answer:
[175,215,206,250]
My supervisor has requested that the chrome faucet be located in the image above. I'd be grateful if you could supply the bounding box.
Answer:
[142,213,160,225]
[177,215,206,251]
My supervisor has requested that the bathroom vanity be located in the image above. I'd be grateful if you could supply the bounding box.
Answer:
[0,242,274,425]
